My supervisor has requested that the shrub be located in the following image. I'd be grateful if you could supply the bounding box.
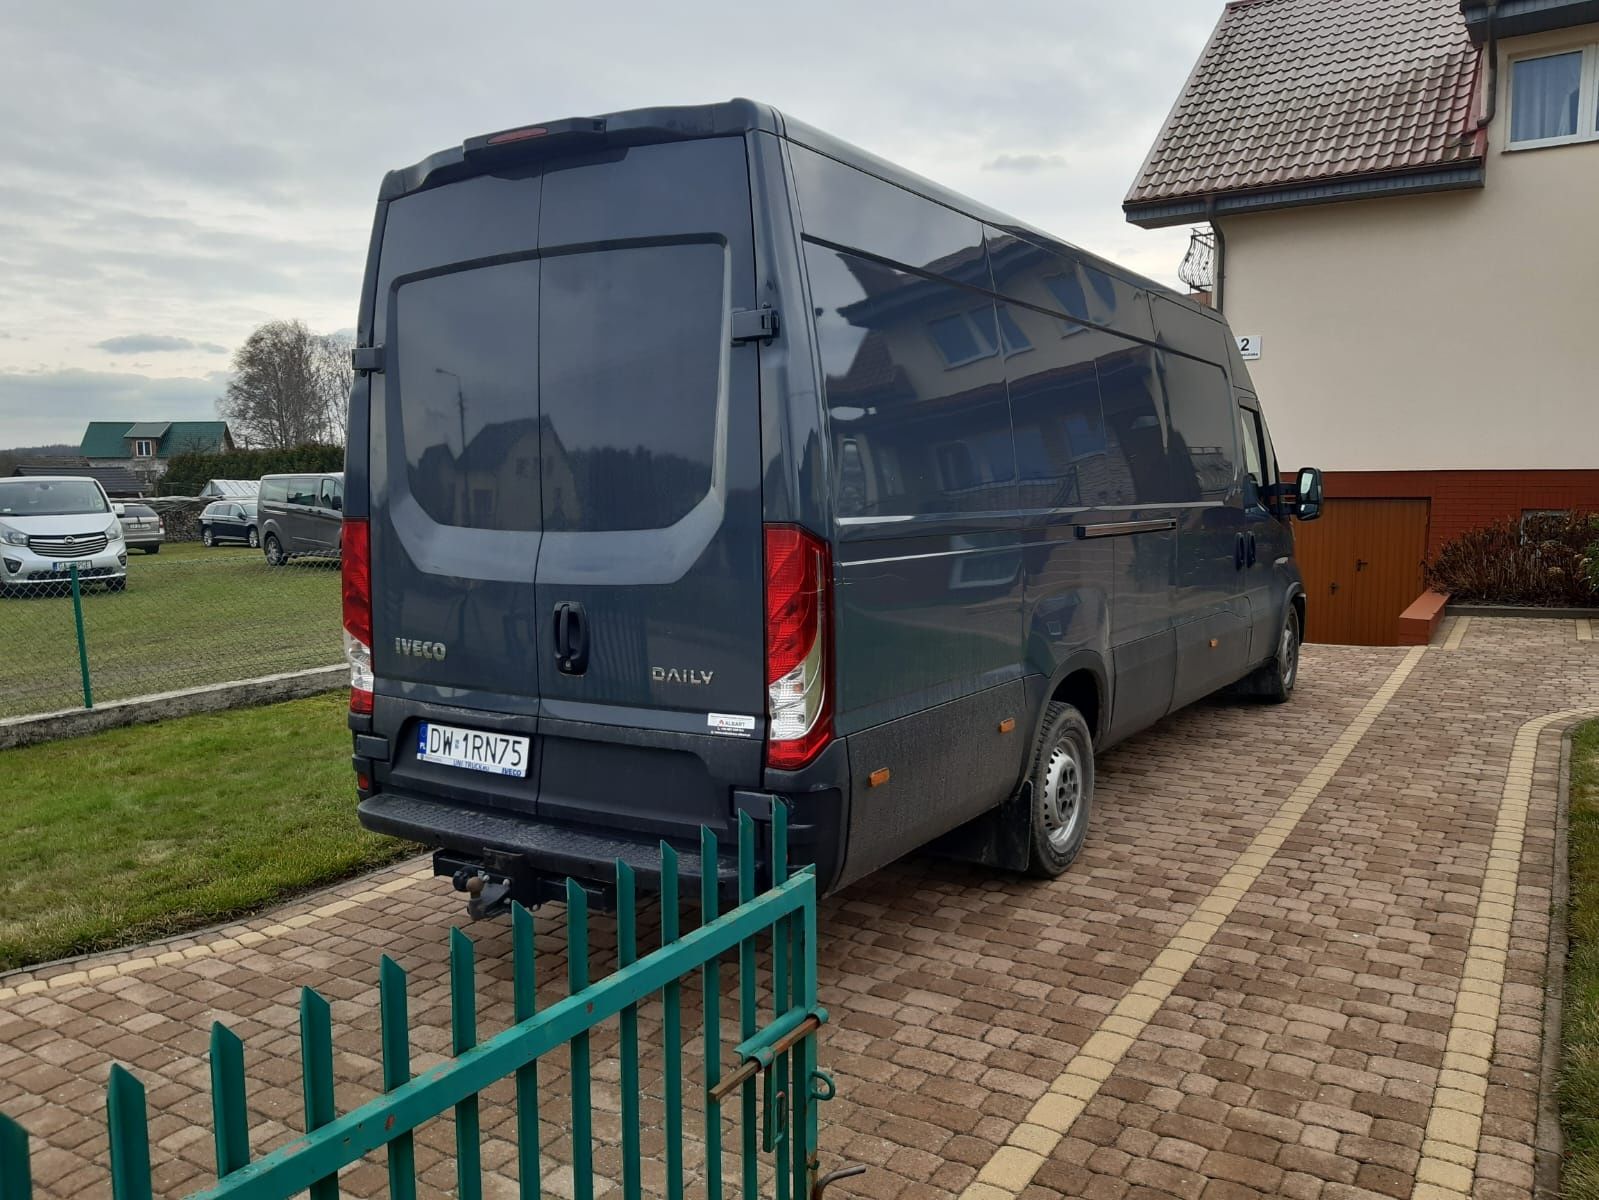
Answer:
[1425,511,1599,607]
[159,444,345,497]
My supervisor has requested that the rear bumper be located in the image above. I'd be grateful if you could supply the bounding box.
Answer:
[359,789,744,895]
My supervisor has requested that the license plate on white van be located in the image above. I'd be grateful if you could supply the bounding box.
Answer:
[417,723,530,778]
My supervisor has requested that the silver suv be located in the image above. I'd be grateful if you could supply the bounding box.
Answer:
[0,476,129,594]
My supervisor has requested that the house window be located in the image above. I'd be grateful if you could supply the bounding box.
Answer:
[133,439,155,458]
[927,309,999,368]
[1509,47,1599,147]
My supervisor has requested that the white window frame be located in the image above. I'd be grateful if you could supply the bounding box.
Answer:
[132,438,155,457]
[1506,44,1599,150]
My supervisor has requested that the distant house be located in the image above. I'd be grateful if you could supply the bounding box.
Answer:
[9,458,148,499]
[78,421,234,487]
[1124,0,1599,644]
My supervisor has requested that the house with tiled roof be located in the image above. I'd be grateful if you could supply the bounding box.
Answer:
[1125,0,1599,645]
[78,420,234,488]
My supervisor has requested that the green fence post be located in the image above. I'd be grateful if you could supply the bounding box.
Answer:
[69,564,92,709]
[209,1023,251,1178]
[700,827,723,1200]
[449,929,483,1200]
[510,904,541,1200]
[737,812,759,1199]
[0,1112,32,1200]
[659,843,684,1200]
[566,880,594,1200]
[106,1065,152,1200]
[615,861,641,1200]
[299,988,339,1200]
[378,957,417,1200]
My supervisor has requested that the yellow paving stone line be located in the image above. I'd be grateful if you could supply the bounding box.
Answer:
[961,646,1429,1200]
[0,865,436,1001]
[1578,618,1594,643]
[1409,705,1599,1200]
[1442,616,1471,651]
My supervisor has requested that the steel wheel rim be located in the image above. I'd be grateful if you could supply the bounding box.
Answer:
[1041,737,1085,851]
[1281,619,1299,688]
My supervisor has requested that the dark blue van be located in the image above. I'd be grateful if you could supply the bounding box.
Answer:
[342,100,1324,913]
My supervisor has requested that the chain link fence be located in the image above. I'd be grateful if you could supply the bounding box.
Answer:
[1,545,342,720]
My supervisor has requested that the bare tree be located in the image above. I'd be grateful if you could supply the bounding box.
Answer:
[218,320,352,447]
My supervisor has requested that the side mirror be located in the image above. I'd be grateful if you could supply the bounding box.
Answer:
[1295,467,1324,522]
[112,504,127,517]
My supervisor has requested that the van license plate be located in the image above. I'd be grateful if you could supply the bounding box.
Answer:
[417,723,529,778]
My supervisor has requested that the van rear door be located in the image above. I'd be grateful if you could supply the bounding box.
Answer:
[367,135,764,838]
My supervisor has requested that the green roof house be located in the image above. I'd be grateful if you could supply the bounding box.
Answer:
[79,421,234,486]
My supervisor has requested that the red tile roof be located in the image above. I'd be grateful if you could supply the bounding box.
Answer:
[1126,0,1484,213]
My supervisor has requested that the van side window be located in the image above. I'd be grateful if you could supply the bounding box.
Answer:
[288,477,317,507]
[259,477,286,505]
[1095,343,1172,506]
[1160,353,1237,501]
[806,242,1015,519]
[320,478,341,511]
[1238,406,1266,504]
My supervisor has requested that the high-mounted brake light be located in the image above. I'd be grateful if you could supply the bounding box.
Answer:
[764,525,832,771]
[487,125,548,145]
[342,518,373,715]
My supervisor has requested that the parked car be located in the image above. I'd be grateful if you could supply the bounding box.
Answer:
[258,474,343,564]
[199,500,259,548]
[345,100,1324,915]
[118,502,165,554]
[0,475,128,594]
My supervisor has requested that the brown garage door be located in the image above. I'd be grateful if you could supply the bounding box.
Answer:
[1294,498,1430,646]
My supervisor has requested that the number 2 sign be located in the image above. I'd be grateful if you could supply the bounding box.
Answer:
[1235,334,1262,360]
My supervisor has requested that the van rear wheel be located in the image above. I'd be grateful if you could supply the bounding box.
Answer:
[1024,702,1094,878]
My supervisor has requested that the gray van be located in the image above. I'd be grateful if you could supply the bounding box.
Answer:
[258,473,343,564]
[343,100,1324,913]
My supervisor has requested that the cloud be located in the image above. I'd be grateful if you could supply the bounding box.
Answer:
[984,153,1070,174]
[94,334,227,354]
[0,368,225,445]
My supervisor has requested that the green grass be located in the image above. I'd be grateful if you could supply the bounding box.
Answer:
[1,540,341,718]
[0,692,415,971]
[1563,719,1599,1199]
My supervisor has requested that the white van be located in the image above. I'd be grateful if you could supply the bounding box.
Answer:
[0,476,129,595]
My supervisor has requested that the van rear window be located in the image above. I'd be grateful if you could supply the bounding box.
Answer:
[391,242,726,534]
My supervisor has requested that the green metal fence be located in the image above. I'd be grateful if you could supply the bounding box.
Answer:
[0,547,340,720]
[0,805,837,1200]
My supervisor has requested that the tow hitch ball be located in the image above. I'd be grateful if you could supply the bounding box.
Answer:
[452,868,512,919]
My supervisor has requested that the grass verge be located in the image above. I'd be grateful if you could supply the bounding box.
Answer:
[0,692,416,972]
[1563,719,1599,1199]
[0,541,340,718]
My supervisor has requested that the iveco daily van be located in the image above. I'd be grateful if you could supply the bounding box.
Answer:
[342,100,1325,913]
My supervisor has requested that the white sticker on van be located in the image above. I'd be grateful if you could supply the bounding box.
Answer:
[708,713,757,736]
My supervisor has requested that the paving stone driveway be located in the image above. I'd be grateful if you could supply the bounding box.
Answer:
[1,617,1595,1200]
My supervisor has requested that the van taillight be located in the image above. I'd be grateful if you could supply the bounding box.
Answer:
[342,518,374,714]
[764,525,831,771]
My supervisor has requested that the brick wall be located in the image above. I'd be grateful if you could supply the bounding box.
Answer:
[1319,469,1599,557]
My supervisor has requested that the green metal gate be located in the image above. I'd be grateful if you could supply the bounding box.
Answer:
[0,804,838,1200]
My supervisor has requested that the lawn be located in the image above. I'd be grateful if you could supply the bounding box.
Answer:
[0,692,416,972]
[0,540,341,719]
[1563,719,1599,1199]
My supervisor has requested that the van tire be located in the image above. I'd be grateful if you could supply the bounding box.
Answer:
[1024,702,1094,878]
[1245,606,1300,704]
[264,534,286,566]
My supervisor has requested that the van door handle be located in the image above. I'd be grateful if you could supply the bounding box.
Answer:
[1234,533,1246,570]
[1247,533,1257,566]
[553,601,589,676]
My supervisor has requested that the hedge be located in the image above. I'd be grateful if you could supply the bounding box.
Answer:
[159,445,345,496]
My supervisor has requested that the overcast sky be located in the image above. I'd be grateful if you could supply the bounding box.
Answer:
[0,1,1218,448]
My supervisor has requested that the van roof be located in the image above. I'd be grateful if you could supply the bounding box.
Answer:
[381,98,1187,310]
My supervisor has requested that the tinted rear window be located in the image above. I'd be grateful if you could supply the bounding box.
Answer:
[391,243,727,534]
[540,242,725,532]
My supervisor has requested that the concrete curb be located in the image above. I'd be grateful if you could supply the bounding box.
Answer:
[1446,604,1599,620]
[0,664,345,750]
[1535,729,1577,1200]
